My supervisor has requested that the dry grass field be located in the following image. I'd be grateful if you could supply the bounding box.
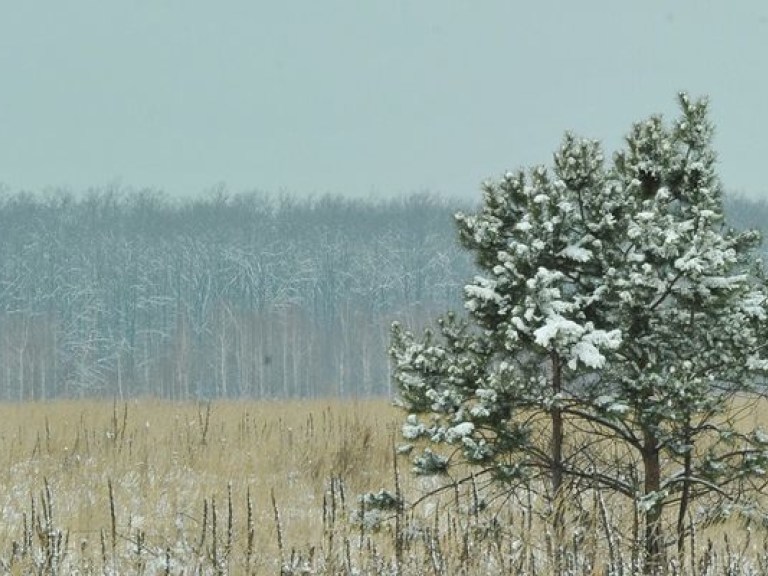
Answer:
[0,399,767,575]
[0,399,405,574]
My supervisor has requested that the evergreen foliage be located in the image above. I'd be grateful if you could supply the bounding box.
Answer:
[390,94,768,573]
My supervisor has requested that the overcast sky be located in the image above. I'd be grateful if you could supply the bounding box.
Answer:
[1,1,767,201]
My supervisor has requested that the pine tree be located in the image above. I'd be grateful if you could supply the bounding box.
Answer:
[390,94,768,574]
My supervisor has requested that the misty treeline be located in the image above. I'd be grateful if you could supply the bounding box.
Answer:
[0,188,473,400]
[0,187,764,401]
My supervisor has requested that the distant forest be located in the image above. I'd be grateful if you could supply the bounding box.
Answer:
[0,188,765,401]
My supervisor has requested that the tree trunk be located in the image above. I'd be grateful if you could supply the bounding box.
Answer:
[550,350,564,575]
[642,428,663,575]
[550,350,563,496]
[676,425,693,567]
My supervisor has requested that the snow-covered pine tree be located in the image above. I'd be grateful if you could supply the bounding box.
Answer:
[600,94,768,572]
[391,130,630,573]
[390,94,768,574]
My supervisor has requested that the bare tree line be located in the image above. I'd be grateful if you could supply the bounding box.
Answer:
[0,188,472,400]
[0,187,764,401]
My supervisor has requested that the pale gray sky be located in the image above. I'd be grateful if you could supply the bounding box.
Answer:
[1,1,767,200]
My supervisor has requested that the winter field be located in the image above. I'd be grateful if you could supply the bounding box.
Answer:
[1,399,768,575]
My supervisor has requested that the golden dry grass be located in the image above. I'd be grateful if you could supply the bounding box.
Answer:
[0,399,409,574]
[0,398,767,575]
